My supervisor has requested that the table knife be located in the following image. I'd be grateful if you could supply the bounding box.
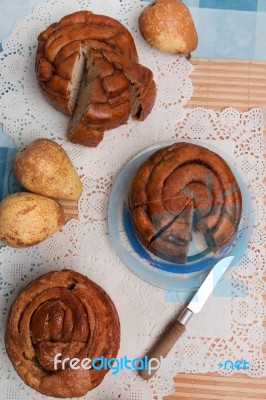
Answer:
[138,256,234,380]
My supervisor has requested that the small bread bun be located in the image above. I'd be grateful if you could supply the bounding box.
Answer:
[139,0,198,55]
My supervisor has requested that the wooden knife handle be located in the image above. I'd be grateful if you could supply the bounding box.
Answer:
[138,320,185,380]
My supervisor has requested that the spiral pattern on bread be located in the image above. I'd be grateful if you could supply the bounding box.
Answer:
[5,270,120,398]
[36,11,156,147]
[129,142,242,263]
[36,11,138,114]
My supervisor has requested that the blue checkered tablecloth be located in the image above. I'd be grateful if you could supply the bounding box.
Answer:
[0,0,266,197]
[187,0,266,60]
[0,147,22,200]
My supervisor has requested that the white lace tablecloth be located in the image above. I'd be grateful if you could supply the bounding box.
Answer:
[0,1,265,399]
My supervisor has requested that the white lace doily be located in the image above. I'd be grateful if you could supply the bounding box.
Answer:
[0,1,265,399]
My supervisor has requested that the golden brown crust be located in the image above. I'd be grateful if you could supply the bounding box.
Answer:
[36,11,157,147]
[5,269,120,398]
[101,50,157,121]
[68,123,105,147]
[0,193,65,247]
[149,201,194,263]
[139,0,198,55]
[128,142,242,263]
[67,49,156,146]
[36,11,138,115]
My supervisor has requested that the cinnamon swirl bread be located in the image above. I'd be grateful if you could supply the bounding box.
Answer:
[5,270,120,398]
[36,11,156,147]
[128,142,242,263]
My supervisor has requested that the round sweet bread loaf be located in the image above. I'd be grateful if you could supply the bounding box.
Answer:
[128,142,242,263]
[36,10,138,116]
[139,0,198,55]
[36,11,157,147]
[5,269,120,398]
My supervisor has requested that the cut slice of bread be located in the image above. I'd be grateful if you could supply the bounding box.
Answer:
[36,11,157,147]
[68,48,156,146]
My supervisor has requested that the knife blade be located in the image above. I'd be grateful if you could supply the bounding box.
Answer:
[138,256,234,380]
[178,255,234,324]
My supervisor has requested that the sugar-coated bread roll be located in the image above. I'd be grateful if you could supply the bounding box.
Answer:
[139,0,198,55]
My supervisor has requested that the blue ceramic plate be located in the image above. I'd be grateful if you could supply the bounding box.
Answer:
[108,140,255,291]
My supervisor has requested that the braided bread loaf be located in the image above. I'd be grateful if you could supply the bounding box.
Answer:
[36,11,156,147]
